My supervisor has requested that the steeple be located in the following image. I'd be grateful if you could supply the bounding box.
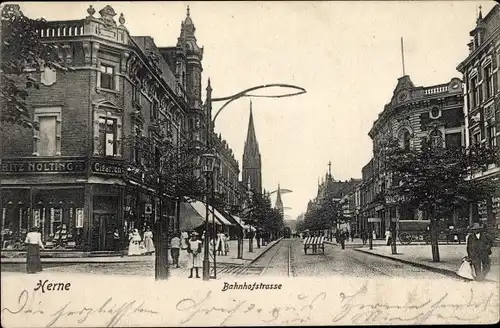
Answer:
[242,100,262,194]
[275,184,284,216]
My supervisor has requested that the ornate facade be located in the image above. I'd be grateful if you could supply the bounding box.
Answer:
[457,4,500,239]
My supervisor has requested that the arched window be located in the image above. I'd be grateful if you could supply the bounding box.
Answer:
[403,131,411,150]
[398,129,412,150]
[429,129,443,148]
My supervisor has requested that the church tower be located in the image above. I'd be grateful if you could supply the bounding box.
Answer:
[177,6,204,110]
[275,184,284,217]
[242,100,262,194]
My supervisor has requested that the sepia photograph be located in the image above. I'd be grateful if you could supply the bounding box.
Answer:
[1,1,499,326]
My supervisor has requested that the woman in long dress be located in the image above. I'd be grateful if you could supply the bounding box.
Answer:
[143,227,155,254]
[187,232,202,278]
[25,226,45,274]
[128,229,142,256]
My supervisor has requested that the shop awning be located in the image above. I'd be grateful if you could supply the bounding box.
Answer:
[188,201,234,226]
[231,215,256,231]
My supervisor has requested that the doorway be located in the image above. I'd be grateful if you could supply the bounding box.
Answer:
[91,213,117,251]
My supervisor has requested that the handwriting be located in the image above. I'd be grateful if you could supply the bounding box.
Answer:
[46,297,159,327]
[34,280,71,293]
[331,284,498,324]
[1,290,44,315]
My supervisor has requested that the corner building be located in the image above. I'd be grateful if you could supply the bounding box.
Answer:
[0,5,205,252]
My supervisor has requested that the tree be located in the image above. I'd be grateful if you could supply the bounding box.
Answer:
[1,4,71,128]
[122,120,205,279]
[385,135,498,262]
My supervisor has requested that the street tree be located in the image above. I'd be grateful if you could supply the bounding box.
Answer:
[122,120,205,279]
[1,4,71,128]
[385,135,498,262]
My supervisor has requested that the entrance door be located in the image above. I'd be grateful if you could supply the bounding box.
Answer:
[91,213,117,251]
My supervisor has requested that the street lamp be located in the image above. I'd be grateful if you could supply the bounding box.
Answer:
[201,80,306,281]
[201,152,216,281]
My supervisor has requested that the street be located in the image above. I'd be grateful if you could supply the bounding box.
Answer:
[217,238,461,279]
[3,238,459,280]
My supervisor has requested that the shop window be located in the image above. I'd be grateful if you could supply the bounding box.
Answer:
[33,107,62,156]
[100,64,114,90]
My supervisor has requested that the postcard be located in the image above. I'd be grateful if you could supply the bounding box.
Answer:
[1,1,499,327]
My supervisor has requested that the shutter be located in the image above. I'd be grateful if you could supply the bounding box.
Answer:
[93,111,100,155]
[494,71,499,94]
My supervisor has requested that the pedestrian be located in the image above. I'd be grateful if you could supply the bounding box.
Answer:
[224,233,230,255]
[361,230,367,245]
[350,230,355,242]
[128,229,142,256]
[180,230,189,250]
[466,223,492,281]
[372,230,377,240]
[25,226,45,274]
[216,231,225,256]
[385,229,392,246]
[143,226,155,254]
[256,230,261,248]
[339,230,346,250]
[113,228,121,253]
[170,234,181,268]
[187,232,202,278]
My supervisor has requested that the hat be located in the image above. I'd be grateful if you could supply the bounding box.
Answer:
[191,232,199,236]
[469,223,485,232]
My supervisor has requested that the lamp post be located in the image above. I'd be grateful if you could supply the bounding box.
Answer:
[201,80,306,281]
[201,152,216,281]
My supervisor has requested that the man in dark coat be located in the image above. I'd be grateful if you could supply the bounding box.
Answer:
[466,223,492,281]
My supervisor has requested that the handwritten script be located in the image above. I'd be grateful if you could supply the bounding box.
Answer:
[2,283,498,326]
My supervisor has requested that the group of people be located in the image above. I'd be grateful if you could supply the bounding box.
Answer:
[126,227,155,256]
[168,230,232,278]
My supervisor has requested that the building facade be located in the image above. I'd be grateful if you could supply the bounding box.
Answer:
[0,5,238,251]
[366,75,466,236]
[457,5,500,239]
[242,101,262,194]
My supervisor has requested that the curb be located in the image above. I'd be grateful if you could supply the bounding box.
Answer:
[354,248,463,280]
[244,238,284,267]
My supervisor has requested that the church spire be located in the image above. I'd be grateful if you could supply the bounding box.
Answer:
[242,100,262,194]
[275,183,284,215]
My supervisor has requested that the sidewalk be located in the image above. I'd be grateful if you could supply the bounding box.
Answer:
[356,244,500,282]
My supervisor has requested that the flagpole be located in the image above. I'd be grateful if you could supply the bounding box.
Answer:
[401,37,406,76]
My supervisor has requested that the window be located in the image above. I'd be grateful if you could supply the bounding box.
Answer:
[429,129,443,148]
[445,133,462,149]
[484,64,493,99]
[488,125,497,148]
[472,132,481,146]
[100,64,114,90]
[133,125,143,165]
[429,106,441,119]
[133,82,142,106]
[151,100,158,121]
[471,77,478,109]
[403,131,411,150]
[98,117,118,156]
[33,107,61,156]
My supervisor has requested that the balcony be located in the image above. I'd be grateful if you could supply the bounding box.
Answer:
[424,85,448,95]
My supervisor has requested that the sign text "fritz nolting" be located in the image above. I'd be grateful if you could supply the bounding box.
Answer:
[1,161,86,173]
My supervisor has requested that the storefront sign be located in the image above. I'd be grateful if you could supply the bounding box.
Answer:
[91,161,123,176]
[1,159,86,173]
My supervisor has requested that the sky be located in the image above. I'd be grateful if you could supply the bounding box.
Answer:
[17,1,497,220]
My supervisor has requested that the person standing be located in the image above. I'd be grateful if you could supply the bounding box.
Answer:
[385,229,392,246]
[350,230,355,242]
[361,230,368,245]
[25,226,45,274]
[256,230,261,248]
[466,223,492,281]
[187,232,202,278]
[224,233,230,255]
[128,229,142,256]
[113,228,121,253]
[170,234,181,268]
[143,227,155,255]
[180,230,189,250]
[339,230,347,250]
